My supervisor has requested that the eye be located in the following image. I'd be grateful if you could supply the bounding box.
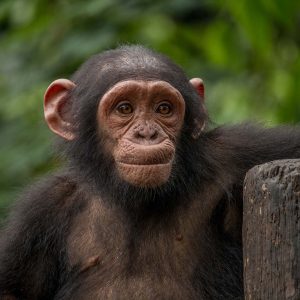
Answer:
[116,102,133,115]
[156,102,172,115]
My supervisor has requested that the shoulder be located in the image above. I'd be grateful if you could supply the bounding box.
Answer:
[18,171,77,205]
[3,171,84,230]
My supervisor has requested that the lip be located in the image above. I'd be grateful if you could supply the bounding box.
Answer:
[117,161,172,166]
[116,140,175,166]
[125,137,168,146]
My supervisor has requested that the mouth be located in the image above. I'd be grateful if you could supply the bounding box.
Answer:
[116,139,175,166]
[117,161,172,167]
[114,139,175,187]
[116,148,174,165]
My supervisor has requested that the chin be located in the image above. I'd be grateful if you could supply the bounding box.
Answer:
[116,162,172,188]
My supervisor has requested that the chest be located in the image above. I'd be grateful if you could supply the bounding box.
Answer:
[62,201,208,299]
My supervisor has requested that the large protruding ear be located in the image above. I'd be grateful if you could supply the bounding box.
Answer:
[189,78,206,139]
[44,79,76,140]
[190,78,205,100]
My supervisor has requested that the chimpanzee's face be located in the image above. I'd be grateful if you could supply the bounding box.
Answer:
[43,47,205,191]
[97,80,185,187]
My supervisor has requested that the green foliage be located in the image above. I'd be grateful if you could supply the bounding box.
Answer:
[0,0,299,217]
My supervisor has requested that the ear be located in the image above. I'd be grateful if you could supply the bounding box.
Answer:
[44,79,76,140]
[190,78,206,139]
[190,78,205,100]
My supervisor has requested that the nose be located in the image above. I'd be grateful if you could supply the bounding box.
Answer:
[134,122,159,142]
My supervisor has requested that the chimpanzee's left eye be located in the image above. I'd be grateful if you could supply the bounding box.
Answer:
[156,103,172,115]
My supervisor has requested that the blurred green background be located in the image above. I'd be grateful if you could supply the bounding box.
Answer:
[0,0,300,218]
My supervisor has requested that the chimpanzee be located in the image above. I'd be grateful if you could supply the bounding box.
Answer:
[1,45,300,300]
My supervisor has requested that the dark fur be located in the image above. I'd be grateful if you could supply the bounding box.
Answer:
[1,45,300,299]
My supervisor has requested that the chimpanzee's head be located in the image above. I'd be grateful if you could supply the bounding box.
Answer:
[44,46,206,208]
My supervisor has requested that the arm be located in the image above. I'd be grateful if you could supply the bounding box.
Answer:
[205,123,300,240]
[215,123,300,175]
[0,174,77,300]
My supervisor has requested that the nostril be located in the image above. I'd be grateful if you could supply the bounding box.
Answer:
[150,130,158,140]
[137,127,146,138]
[137,131,145,139]
[136,126,158,140]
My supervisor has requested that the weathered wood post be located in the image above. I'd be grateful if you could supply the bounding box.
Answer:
[243,159,300,300]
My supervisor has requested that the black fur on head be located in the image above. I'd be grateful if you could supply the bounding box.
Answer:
[59,45,210,214]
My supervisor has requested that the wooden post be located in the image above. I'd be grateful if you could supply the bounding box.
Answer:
[243,159,300,300]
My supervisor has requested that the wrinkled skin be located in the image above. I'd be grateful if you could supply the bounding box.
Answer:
[98,80,185,187]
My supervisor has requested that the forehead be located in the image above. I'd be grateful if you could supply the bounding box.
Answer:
[104,80,183,95]
[99,80,185,110]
